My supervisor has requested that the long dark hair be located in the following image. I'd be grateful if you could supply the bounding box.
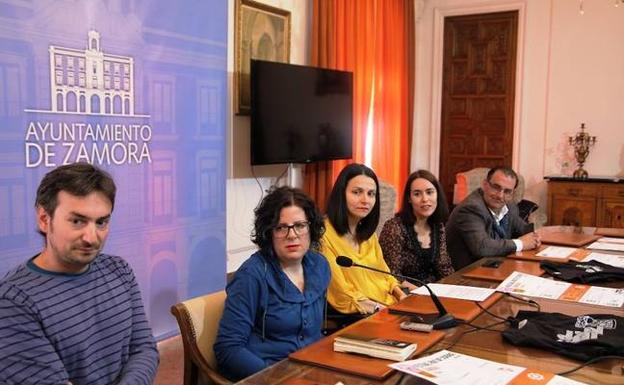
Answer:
[252,186,325,256]
[326,163,380,242]
[398,170,449,226]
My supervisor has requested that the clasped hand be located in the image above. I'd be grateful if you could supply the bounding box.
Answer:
[519,231,541,250]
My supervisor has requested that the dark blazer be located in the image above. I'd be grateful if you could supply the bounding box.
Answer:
[446,188,533,270]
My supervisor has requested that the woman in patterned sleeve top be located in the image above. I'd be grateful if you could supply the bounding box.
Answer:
[379,170,454,290]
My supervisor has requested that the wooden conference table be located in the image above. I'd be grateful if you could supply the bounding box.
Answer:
[236,226,624,385]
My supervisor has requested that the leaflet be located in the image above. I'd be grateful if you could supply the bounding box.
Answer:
[577,286,624,308]
[581,252,624,268]
[389,350,586,385]
[586,241,624,252]
[411,283,495,302]
[536,246,577,259]
[598,237,624,244]
[496,271,624,308]
[496,271,569,299]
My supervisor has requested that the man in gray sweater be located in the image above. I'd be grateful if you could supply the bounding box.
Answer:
[446,166,541,270]
[0,163,158,385]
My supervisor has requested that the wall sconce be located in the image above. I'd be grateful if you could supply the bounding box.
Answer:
[568,123,596,179]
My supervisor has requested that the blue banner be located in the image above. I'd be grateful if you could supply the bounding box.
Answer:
[0,0,227,339]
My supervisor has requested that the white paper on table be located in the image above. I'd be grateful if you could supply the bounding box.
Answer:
[389,350,524,385]
[410,283,495,302]
[389,350,587,385]
[598,237,624,244]
[546,377,588,385]
[536,246,577,259]
[582,252,624,268]
[578,286,624,308]
[495,271,570,299]
[586,241,624,252]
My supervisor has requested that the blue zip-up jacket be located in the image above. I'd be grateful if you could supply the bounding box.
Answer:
[214,250,330,381]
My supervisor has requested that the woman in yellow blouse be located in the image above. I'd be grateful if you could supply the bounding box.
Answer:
[321,163,406,315]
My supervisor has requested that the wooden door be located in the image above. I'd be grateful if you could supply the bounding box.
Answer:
[439,11,518,206]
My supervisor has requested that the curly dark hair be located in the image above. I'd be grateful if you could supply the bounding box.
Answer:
[326,163,380,242]
[252,186,325,256]
[398,169,449,226]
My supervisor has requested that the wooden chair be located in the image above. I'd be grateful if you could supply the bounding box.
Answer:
[453,167,525,205]
[170,290,232,385]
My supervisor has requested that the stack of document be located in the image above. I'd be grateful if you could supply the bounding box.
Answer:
[333,334,417,361]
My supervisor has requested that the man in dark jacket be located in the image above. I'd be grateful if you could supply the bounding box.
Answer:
[446,166,540,270]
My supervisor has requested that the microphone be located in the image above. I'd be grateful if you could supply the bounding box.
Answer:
[335,256,458,330]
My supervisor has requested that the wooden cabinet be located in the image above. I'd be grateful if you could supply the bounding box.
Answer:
[546,177,624,228]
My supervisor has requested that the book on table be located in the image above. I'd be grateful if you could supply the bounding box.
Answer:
[333,334,417,361]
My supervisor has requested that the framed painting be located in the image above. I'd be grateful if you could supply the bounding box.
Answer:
[235,0,291,115]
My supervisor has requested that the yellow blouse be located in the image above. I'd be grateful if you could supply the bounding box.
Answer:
[321,219,400,314]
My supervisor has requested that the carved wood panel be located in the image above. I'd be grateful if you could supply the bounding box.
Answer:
[601,200,624,228]
[551,196,597,227]
[439,11,518,206]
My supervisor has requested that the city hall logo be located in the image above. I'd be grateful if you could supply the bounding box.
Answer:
[23,30,152,167]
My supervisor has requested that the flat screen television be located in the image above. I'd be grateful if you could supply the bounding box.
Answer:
[250,60,353,165]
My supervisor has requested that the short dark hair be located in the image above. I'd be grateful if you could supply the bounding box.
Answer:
[398,169,449,226]
[486,166,519,188]
[326,163,380,242]
[252,186,325,256]
[36,162,117,217]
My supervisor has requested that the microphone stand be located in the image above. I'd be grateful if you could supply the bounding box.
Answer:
[347,260,458,330]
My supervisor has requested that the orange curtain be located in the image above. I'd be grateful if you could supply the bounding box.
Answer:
[304,0,414,211]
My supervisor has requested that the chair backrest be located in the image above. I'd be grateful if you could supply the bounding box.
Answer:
[453,167,525,205]
[170,290,232,385]
[376,180,397,236]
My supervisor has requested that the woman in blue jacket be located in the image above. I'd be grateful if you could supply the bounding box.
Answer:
[214,186,330,381]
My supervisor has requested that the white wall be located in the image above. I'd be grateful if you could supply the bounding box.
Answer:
[544,0,624,178]
[411,0,624,223]
[226,0,311,272]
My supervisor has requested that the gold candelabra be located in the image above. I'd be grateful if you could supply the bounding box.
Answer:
[568,123,596,179]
